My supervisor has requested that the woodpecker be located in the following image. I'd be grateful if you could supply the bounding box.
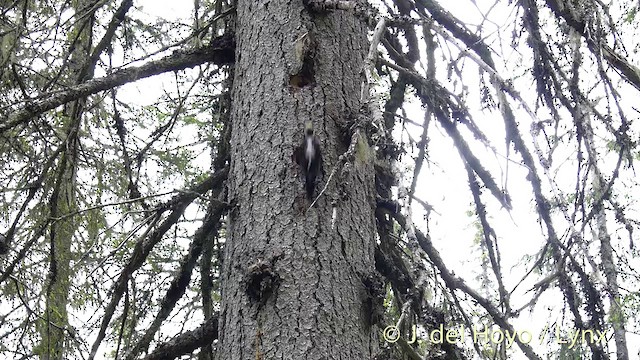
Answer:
[295,121,322,200]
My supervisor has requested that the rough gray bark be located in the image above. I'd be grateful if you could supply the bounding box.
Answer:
[218,1,378,359]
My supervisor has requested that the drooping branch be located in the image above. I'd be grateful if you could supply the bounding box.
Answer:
[79,0,134,82]
[465,163,510,314]
[124,197,228,360]
[570,32,627,359]
[409,5,601,351]
[407,24,434,203]
[142,314,219,360]
[414,0,523,152]
[0,34,235,134]
[88,167,229,360]
[543,0,640,91]
[380,59,511,210]
[414,0,492,65]
[377,199,542,360]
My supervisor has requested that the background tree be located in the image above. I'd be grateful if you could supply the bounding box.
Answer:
[1,0,639,359]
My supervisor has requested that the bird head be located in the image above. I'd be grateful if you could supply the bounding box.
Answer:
[304,121,314,136]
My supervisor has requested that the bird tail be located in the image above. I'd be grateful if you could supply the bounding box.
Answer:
[305,174,315,200]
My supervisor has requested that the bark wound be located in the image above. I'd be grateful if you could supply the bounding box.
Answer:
[289,32,316,88]
[244,259,280,307]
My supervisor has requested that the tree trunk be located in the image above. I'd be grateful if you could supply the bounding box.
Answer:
[218,1,379,359]
[37,2,93,358]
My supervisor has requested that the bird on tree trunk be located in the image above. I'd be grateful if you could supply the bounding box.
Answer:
[295,121,322,200]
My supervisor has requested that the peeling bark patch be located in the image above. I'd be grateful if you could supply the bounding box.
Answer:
[244,259,280,306]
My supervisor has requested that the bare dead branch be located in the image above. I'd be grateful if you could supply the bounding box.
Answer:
[0,34,235,134]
